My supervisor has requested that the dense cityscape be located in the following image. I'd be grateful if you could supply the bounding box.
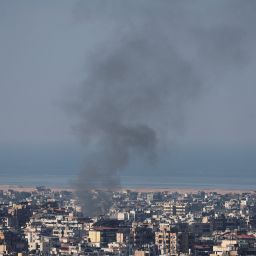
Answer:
[1,187,256,255]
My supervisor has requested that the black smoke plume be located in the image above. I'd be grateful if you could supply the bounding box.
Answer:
[73,30,201,216]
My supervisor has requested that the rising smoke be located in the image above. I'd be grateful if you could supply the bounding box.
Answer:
[73,30,201,216]
[71,1,250,216]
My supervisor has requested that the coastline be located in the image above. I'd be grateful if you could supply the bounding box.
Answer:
[126,187,256,194]
[0,184,255,194]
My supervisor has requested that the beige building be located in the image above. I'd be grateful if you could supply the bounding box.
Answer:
[88,230,101,247]
[163,202,189,216]
[0,244,7,255]
[210,240,238,256]
[88,228,117,248]
[155,225,177,255]
[134,249,150,256]
[163,201,174,214]
[175,203,189,216]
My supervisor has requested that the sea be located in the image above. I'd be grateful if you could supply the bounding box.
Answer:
[0,144,256,190]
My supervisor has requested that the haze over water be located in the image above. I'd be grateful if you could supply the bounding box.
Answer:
[1,144,255,190]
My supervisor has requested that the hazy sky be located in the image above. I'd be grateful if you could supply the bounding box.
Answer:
[1,1,256,147]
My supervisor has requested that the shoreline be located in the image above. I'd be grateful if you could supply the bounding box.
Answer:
[0,184,255,194]
[126,187,256,194]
